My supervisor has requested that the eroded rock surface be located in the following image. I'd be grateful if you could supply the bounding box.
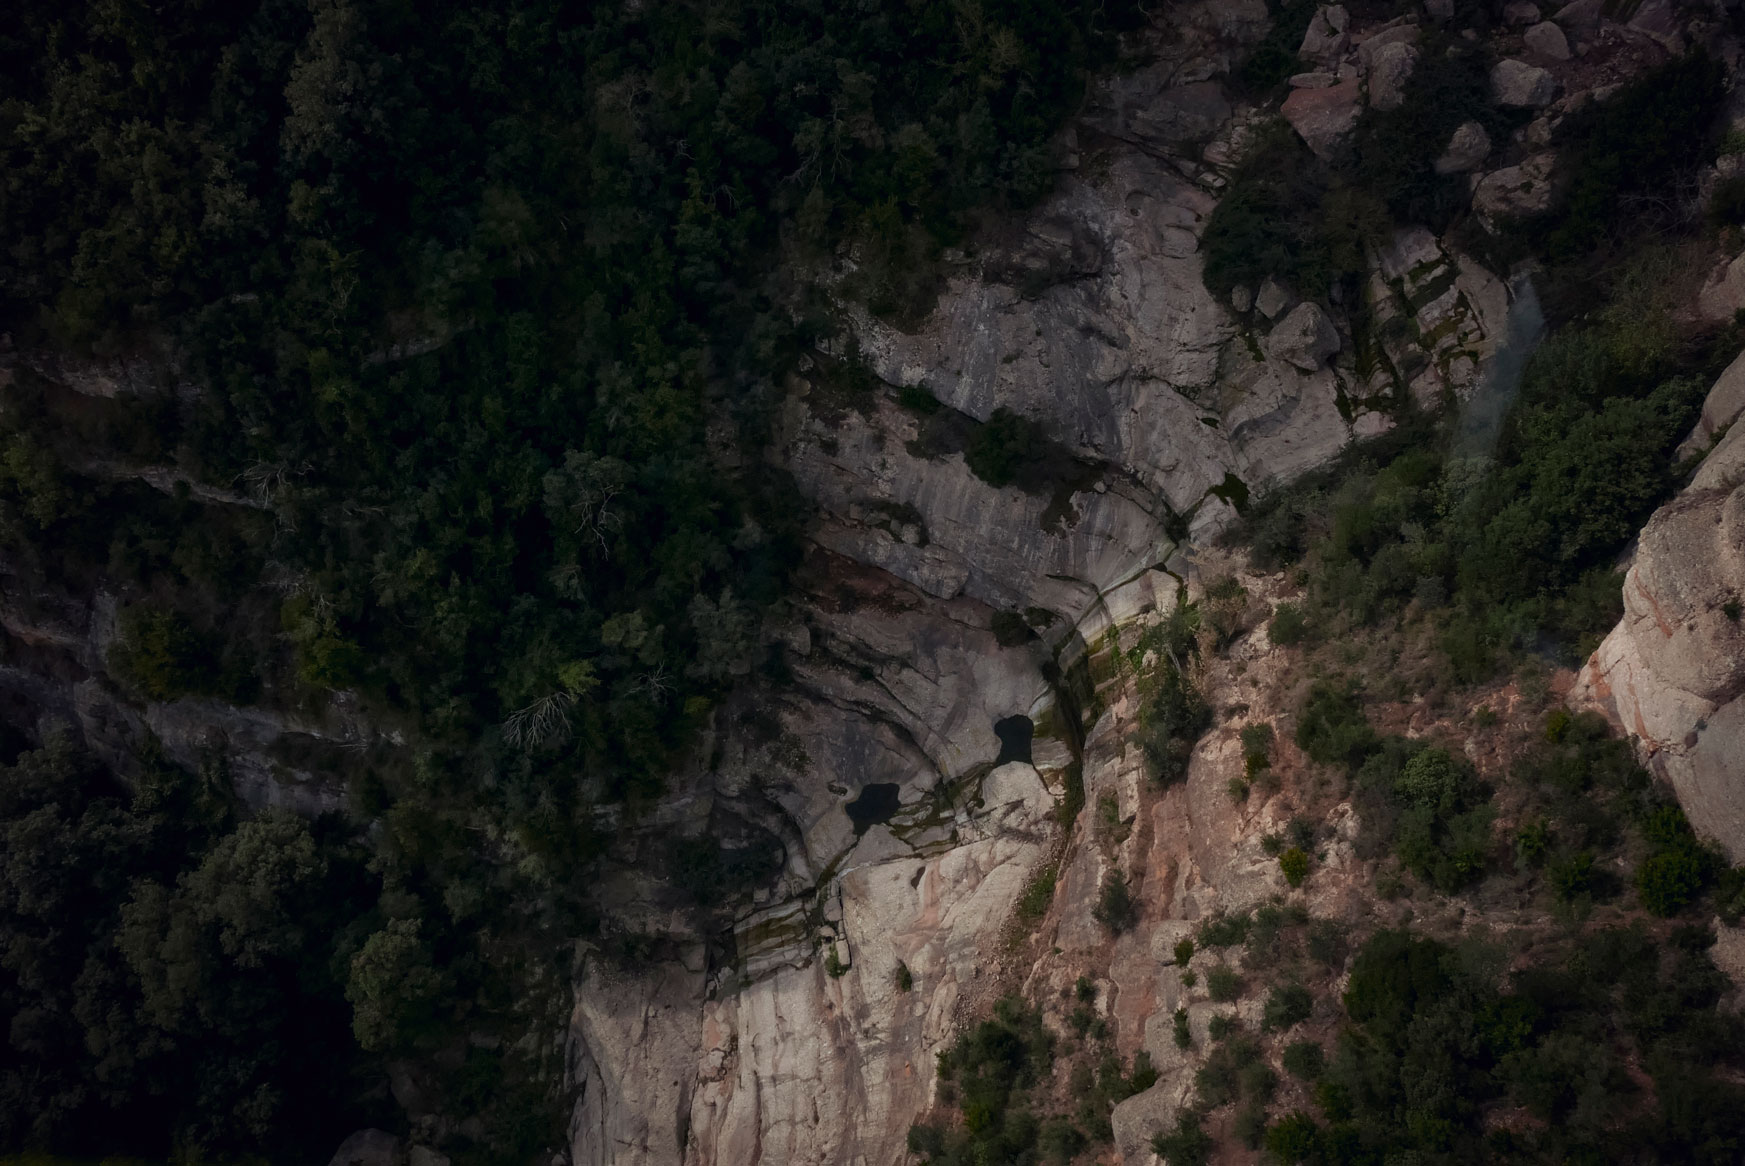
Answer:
[1577,373,1745,859]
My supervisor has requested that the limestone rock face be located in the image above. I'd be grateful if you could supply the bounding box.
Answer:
[1435,120,1492,174]
[1281,77,1364,159]
[1491,58,1560,107]
[1265,302,1341,371]
[1577,372,1745,860]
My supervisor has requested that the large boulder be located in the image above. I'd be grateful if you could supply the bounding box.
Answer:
[1699,252,1745,324]
[1365,41,1419,111]
[1297,5,1350,66]
[1473,152,1558,222]
[1434,121,1492,174]
[1281,78,1363,160]
[1675,347,1745,462]
[329,1131,402,1166]
[1577,363,1745,860]
[1524,20,1571,60]
[1491,58,1560,108]
[1265,302,1341,371]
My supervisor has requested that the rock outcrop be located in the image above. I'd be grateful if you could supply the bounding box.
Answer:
[1577,360,1745,859]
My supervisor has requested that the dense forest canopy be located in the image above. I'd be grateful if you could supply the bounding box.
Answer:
[0,0,1144,1160]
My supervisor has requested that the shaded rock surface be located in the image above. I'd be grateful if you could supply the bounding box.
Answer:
[1577,368,1745,860]
[1491,58,1560,107]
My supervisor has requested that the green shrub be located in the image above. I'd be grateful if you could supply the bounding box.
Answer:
[1173,1007,1193,1049]
[1198,910,1252,949]
[1280,847,1310,888]
[1636,805,1721,916]
[1207,965,1243,1003]
[898,383,943,414]
[1207,1013,1238,1039]
[965,407,1047,488]
[1237,0,1315,93]
[991,610,1036,647]
[1295,680,1378,769]
[109,605,221,701]
[1151,1111,1214,1166]
[1282,1040,1325,1081]
[1015,862,1058,923]
[1545,55,1726,259]
[1234,1102,1269,1149]
[1269,601,1308,646]
[896,962,913,992]
[1263,983,1314,1032]
[1094,871,1138,934]
[1174,937,1195,967]
[1264,1112,1324,1163]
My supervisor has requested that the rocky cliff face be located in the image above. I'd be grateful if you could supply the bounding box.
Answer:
[562,4,1539,1163]
[1577,352,1745,860]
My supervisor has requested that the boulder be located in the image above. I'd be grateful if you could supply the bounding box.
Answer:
[1503,0,1541,23]
[1365,41,1418,111]
[1230,284,1255,313]
[1425,0,1454,19]
[1288,71,1338,88]
[1356,23,1419,67]
[1676,348,1745,463]
[1473,152,1558,221]
[1265,302,1341,371]
[1297,5,1350,66]
[1281,77,1363,160]
[1434,120,1492,174]
[1491,59,1559,107]
[1523,20,1571,59]
[1627,0,1685,53]
[1256,277,1293,320]
[1698,252,1745,324]
[1554,0,1602,28]
[329,1131,402,1166]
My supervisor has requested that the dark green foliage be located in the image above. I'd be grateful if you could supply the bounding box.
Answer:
[1237,0,1315,94]
[1198,124,1381,302]
[1094,870,1138,935]
[991,610,1037,647]
[0,734,380,1162]
[912,998,1056,1164]
[1544,55,1727,259]
[1,0,1145,1156]
[1174,1007,1193,1049]
[898,383,943,415]
[1282,1040,1325,1081]
[1354,739,1492,893]
[1015,862,1059,924]
[1348,44,1519,230]
[1264,1111,1324,1162]
[1207,1013,1239,1040]
[1151,1110,1214,1166]
[1174,937,1195,966]
[1264,983,1314,1032]
[966,408,1049,488]
[1294,680,1378,770]
[1636,805,1722,917]
[1207,965,1243,1003]
[1269,601,1308,646]
[896,962,914,993]
[1314,926,1745,1163]
[1135,605,1213,787]
[1279,846,1310,888]
[1197,910,1252,949]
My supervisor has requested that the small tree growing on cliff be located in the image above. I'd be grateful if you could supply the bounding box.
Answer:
[1094,870,1138,935]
